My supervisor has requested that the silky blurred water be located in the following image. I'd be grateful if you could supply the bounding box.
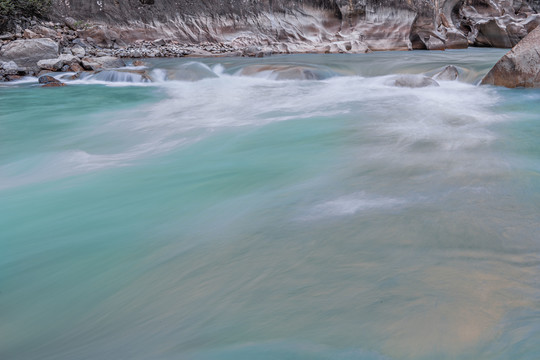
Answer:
[1,49,540,360]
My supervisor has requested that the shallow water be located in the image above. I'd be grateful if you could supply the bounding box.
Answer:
[1,48,540,360]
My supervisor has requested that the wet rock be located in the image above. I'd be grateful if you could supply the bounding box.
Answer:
[5,74,22,81]
[391,75,440,88]
[38,75,66,87]
[132,60,146,66]
[0,38,59,68]
[68,63,84,72]
[433,65,459,81]
[481,25,540,88]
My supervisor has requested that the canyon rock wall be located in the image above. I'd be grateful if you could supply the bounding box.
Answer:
[5,1,540,52]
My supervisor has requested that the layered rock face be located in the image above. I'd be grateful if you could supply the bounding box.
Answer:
[45,0,540,52]
[481,24,540,87]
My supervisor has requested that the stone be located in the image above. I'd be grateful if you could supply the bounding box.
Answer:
[0,33,16,41]
[79,26,125,48]
[34,25,58,38]
[153,39,166,46]
[71,44,86,57]
[391,75,440,88]
[5,74,22,81]
[2,61,19,75]
[38,75,66,87]
[37,58,64,71]
[68,63,84,72]
[433,65,459,81]
[64,17,79,31]
[0,38,59,68]
[37,54,80,71]
[23,29,40,39]
[481,25,540,88]
[81,56,125,70]
[475,19,513,48]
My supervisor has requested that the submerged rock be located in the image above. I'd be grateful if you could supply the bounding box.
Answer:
[239,65,336,80]
[481,25,540,88]
[390,75,440,88]
[433,65,459,81]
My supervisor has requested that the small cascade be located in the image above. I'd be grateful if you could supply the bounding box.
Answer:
[88,70,150,83]
[236,64,339,80]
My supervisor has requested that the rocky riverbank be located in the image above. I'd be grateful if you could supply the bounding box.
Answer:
[2,0,540,83]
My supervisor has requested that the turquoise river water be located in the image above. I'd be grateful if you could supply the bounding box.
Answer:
[1,48,540,360]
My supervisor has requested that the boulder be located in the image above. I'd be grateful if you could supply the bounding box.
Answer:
[71,44,86,58]
[34,25,59,38]
[37,58,64,71]
[481,25,540,88]
[0,38,59,68]
[81,56,125,70]
[433,65,459,81]
[64,17,79,31]
[23,29,40,39]
[78,26,126,48]
[38,75,66,87]
[2,61,20,75]
[38,54,80,71]
[391,75,440,88]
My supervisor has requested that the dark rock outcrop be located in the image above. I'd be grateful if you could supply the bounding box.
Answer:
[481,25,540,87]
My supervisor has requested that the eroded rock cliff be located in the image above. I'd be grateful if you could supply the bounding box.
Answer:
[40,0,539,52]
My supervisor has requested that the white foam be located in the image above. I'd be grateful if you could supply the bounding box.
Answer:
[305,192,407,219]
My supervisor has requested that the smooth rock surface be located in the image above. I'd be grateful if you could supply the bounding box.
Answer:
[45,0,540,52]
[481,25,540,88]
[390,75,440,88]
[433,65,459,81]
[81,56,125,70]
[0,38,59,68]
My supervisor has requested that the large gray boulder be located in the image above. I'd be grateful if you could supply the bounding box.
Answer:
[81,56,125,71]
[38,54,80,71]
[0,38,59,68]
[389,75,440,88]
[481,25,540,88]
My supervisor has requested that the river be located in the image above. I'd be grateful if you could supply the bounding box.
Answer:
[1,48,540,360]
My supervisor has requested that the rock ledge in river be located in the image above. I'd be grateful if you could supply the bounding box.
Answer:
[481,25,540,88]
